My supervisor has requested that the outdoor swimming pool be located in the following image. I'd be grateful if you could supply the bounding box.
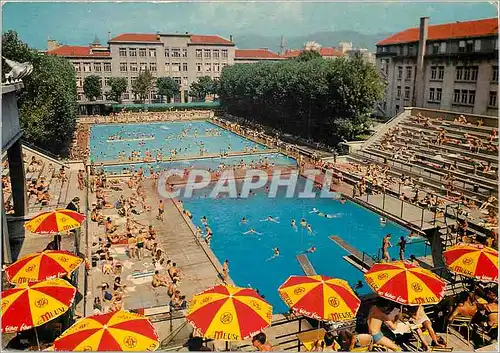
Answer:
[90,121,266,162]
[101,153,296,175]
[181,178,428,313]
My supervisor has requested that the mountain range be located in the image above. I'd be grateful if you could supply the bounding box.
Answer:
[233,30,394,53]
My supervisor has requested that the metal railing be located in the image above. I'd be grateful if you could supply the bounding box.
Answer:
[21,139,68,164]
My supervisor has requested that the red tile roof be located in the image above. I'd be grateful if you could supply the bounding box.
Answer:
[281,47,344,58]
[377,18,498,46]
[48,46,110,57]
[108,33,159,43]
[235,49,282,59]
[190,35,233,45]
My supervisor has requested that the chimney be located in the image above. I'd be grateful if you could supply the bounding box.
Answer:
[47,39,59,52]
[414,17,429,107]
[229,34,233,42]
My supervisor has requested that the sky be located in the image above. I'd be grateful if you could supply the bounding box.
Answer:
[2,1,497,50]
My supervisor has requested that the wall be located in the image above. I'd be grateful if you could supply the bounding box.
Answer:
[1,83,23,150]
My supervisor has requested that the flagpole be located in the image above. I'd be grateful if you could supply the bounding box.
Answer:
[34,327,41,351]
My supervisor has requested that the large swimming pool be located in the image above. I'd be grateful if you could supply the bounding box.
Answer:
[90,121,266,162]
[180,178,427,313]
[101,153,296,175]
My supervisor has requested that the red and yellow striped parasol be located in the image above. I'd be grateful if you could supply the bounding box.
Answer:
[24,209,86,234]
[5,250,83,285]
[186,285,273,341]
[443,243,498,283]
[1,278,77,333]
[53,310,159,351]
[278,275,360,322]
[364,261,445,305]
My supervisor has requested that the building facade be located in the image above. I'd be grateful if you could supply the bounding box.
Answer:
[375,17,498,118]
[234,48,284,64]
[48,32,235,103]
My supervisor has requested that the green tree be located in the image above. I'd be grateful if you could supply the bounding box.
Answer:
[2,30,77,156]
[132,69,154,103]
[156,77,180,103]
[83,75,102,101]
[296,50,322,62]
[189,76,214,101]
[107,77,128,103]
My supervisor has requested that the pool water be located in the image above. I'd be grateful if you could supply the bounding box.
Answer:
[90,121,266,162]
[102,153,296,175]
[180,178,427,313]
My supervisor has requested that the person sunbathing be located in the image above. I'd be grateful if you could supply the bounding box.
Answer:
[448,291,478,322]
[402,306,445,350]
[152,271,170,287]
[337,330,373,351]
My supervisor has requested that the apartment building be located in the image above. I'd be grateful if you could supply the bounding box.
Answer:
[375,17,498,118]
[48,32,235,103]
[281,46,344,59]
[234,49,284,64]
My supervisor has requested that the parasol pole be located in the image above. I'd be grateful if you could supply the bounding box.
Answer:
[34,327,41,351]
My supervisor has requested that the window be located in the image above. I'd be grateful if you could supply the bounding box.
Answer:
[172,49,181,58]
[405,66,412,80]
[76,77,82,88]
[77,93,83,101]
[73,63,81,72]
[214,63,220,72]
[404,86,410,99]
[130,63,138,72]
[183,77,188,86]
[495,39,498,50]
[123,92,129,100]
[120,62,127,72]
[461,90,468,104]
[182,62,188,72]
[397,66,403,79]
[453,89,461,103]
[196,62,202,72]
[164,63,170,72]
[396,85,401,99]
[489,91,497,107]
[395,104,400,111]
[438,66,444,80]
[171,63,181,72]
[131,77,138,87]
[221,49,228,58]
[83,63,91,72]
[440,42,447,53]
[431,66,437,80]
[221,63,228,69]
[492,66,498,82]
[182,48,188,58]
[149,63,157,72]
[468,90,475,105]
[149,49,156,57]
[436,88,442,102]
[129,48,137,57]
[474,40,481,52]
[119,48,127,57]
[173,77,181,85]
[466,40,474,52]
[213,49,219,59]
[454,89,475,105]
[456,66,478,81]
[204,49,211,58]
[93,63,102,72]
[205,62,211,72]
[104,63,111,72]
[459,40,466,53]
[429,88,435,101]
[165,48,170,57]
[195,49,202,58]
[432,43,439,54]
[139,62,147,71]
[104,77,110,86]
[139,48,146,57]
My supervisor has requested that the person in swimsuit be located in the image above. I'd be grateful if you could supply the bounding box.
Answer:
[367,303,401,351]
[241,217,248,224]
[157,200,165,221]
[300,218,307,227]
[136,231,145,260]
[310,208,319,214]
[307,224,313,233]
[306,246,316,253]
[337,330,373,351]
[222,259,229,283]
[204,225,213,246]
[448,291,479,322]
[201,216,208,225]
[291,219,297,228]
[397,236,407,260]
[243,228,262,235]
[260,216,279,223]
[381,234,392,262]
[151,271,169,288]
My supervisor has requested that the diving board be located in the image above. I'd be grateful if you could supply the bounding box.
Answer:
[296,254,317,276]
[329,235,375,271]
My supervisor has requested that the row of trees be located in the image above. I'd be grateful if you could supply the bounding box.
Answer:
[83,71,218,103]
[218,53,384,145]
[2,30,78,155]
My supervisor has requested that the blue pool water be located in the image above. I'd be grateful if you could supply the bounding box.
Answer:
[102,153,296,175]
[180,178,427,313]
[90,121,265,162]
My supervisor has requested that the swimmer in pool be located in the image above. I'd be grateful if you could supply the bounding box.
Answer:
[291,219,297,228]
[340,197,347,204]
[310,208,319,214]
[243,228,262,235]
[201,216,208,225]
[317,212,337,219]
[307,224,313,233]
[300,218,307,227]
[240,217,248,224]
[267,247,280,261]
[260,216,279,223]
[306,246,316,253]
[380,217,387,225]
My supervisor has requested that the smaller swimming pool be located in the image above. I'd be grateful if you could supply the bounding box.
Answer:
[101,153,296,175]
